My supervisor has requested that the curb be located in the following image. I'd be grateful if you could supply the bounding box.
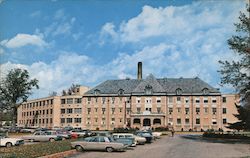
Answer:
[39,149,77,158]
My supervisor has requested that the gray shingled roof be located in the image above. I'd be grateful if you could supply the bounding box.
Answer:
[85,75,220,95]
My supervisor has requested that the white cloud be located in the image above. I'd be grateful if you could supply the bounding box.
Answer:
[1,34,47,48]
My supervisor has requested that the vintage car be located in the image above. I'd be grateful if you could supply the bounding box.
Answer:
[0,135,24,147]
[135,131,153,143]
[113,133,146,145]
[22,131,62,142]
[45,130,71,140]
[70,129,91,137]
[71,136,126,152]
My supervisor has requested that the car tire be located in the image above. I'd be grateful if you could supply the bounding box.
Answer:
[75,145,84,152]
[106,147,114,152]
[49,138,55,142]
[6,142,12,148]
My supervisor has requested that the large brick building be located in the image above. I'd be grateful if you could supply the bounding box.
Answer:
[17,63,239,131]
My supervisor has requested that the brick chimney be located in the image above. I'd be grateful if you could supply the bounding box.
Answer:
[137,62,142,80]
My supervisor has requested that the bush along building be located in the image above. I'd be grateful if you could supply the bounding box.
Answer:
[17,62,239,131]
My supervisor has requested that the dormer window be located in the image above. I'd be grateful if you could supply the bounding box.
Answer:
[118,89,124,95]
[176,88,182,95]
[202,88,209,95]
[145,85,152,95]
[94,89,100,95]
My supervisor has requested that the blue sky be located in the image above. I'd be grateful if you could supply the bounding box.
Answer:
[0,0,246,98]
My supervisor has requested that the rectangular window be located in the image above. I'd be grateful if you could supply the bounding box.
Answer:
[95,108,98,112]
[67,98,73,104]
[196,118,200,124]
[169,108,173,114]
[74,118,81,123]
[204,107,209,114]
[95,118,98,122]
[87,108,91,114]
[145,98,152,103]
[177,107,181,113]
[50,118,53,123]
[61,109,65,114]
[74,108,82,114]
[222,97,227,103]
[119,108,122,113]
[136,97,141,104]
[223,118,227,124]
[212,108,217,114]
[185,118,189,124]
[61,99,66,104]
[102,108,106,114]
[156,98,161,103]
[203,97,208,103]
[137,107,141,113]
[112,108,115,114]
[223,108,227,114]
[67,108,73,114]
[157,107,161,113]
[88,97,91,102]
[66,118,72,123]
[196,108,200,114]
[61,118,65,123]
[212,98,217,103]
[185,97,189,103]
[111,97,115,104]
[126,108,131,114]
[177,118,181,124]
[195,98,200,103]
[75,98,82,104]
[185,108,189,114]
[169,97,173,103]
[102,97,106,104]
[177,96,181,103]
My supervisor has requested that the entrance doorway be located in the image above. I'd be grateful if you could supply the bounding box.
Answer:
[143,118,151,126]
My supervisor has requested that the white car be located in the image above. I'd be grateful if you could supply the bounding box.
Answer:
[0,135,24,147]
[152,132,162,139]
[112,133,146,145]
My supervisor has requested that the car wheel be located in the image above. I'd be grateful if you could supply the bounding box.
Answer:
[6,142,12,148]
[75,145,83,152]
[49,138,55,142]
[106,147,114,152]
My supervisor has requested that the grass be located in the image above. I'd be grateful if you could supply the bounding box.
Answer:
[0,140,74,158]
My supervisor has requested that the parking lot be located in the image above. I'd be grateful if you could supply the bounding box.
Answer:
[68,135,250,158]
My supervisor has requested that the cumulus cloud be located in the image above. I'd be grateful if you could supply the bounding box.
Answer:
[1,34,47,48]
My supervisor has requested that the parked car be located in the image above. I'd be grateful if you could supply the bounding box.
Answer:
[70,129,91,137]
[71,136,126,152]
[22,131,62,142]
[113,133,146,145]
[113,136,135,147]
[135,131,153,143]
[20,128,36,133]
[91,131,111,137]
[0,135,24,147]
[45,130,71,140]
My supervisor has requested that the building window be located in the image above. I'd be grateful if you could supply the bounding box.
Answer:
[95,108,98,112]
[203,97,208,103]
[223,108,227,114]
[95,118,98,122]
[111,97,115,104]
[145,98,152,104]
[176,88,182,95]
[196,108,200,114]
[177,107,181,113]
[203,88,209,95]
[222,97,227,103]
[212,98,217,103]
[145,108,152,112]
[169,97,173,103]
[196,118,200,124]
[195,98,200,103]
[112,118,115,121]
[67,118,72,123]
[94,89,100,95]
[126,108,131,114]
[185,118,189,124]
[75,98,82,104]
[112,108,115,114]
[136,97,141,103]
[223,118,227,124]
[137,107,141,113]
[169,108,173,114]
[120,118,122,123]
[119,108,122,113]
[61,118,65,123]
[204,108,209,114]
[185,97,189,103]
[145,85,152,95]
[67,108,73,114]
[157,107,161,113]
[177,97,181,103]
[61,99,65,104]
[156,98,161,103]
[74,108,82,114]
[212,108,217,114]
[102,108,106,114]
[177,118,181,124]
[118,89,124,95]
[102,97,106,104]
[185,108,189,114]
[87,108,91,114]
[67,98,73,104]
[74,118,81,123]
[50,118,53,123]
[212,120,217,125]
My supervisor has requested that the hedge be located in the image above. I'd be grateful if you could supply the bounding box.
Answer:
[0,140,73,158]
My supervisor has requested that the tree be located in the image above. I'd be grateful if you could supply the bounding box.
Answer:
[219,4,250,130]
[0,68,39,126]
